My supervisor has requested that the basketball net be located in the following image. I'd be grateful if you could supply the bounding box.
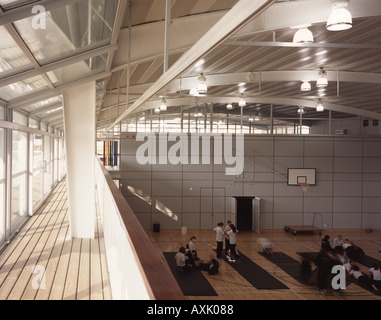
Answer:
[300,183,310,192]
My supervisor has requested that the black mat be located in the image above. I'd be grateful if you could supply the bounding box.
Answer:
[357,255,381,268]
[258,252,305,281]
[217,250,289,290]
[163,252,218,296]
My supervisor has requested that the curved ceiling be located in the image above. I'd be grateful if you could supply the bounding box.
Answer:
[0,0,381,132]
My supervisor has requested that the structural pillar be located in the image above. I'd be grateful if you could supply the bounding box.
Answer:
[63,81,95,239]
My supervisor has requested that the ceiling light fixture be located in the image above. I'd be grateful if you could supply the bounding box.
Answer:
[226,103,233,110]
[189,88,199,95]
[197,73,207,93]
[160,98,167,111]
[301,80,311,92]
[316,99,325,112]
[317,67,328,87]
[239,95,246,107]
[293,27,314,43]
[297,106,306,114]
[154,107,161,114]
[326,0,352,31]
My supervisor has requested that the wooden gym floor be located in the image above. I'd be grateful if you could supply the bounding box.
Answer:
[147,228,381,300]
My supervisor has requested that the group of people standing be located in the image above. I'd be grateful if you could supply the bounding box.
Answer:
[213,220,238,262]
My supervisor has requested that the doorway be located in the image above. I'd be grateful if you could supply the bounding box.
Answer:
[233,196,261,233]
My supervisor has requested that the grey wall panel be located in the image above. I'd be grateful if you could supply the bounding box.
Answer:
[363,141,381,157]
[333,197,362,213]
[363,158,381,173]
[362,213,381,229]
[274,157,304,169]
[125,196,152,213]
[152,180,182,196]
[120,179,152,198]
[333,157,363,173]
[183,172,213,181]
[117,134,380,230]
[260,212,273,230]
[244,137,274,156]
[363,181,381,197]
[304,139,333,157]
[183,180,213,196]
[274,139,304,157]
[182,213,201,229]
[363,173,381,181]
[333,173,363,181]
[152,211,181,229]
[182,197,200,213]
[120,155,151,172]
[333,181,362,197]
[306,181,333,197]
[304,157,333,172]
[152,171,182,180]
[274,197,303,213]
[333,139,363,157]
[245,182,274,197]
[273,213,303,229]
[304,196,333,213]
[362,198,381,212]
[333,213,362,229]
[274,181,302,197]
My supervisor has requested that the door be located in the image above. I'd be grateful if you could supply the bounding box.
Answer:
[236,197,253,231]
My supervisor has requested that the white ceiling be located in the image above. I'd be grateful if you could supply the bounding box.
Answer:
[1,0,381,132]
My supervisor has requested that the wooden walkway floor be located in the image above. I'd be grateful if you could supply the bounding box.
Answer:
[0,179,112,300]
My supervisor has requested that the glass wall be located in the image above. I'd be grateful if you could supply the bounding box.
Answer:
[0,128,5,242]
[32,134,43,210]
[43,136,52,197]
[11,130,28,230]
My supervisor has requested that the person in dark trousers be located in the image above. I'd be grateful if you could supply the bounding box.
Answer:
[321,235,334,253]
[226,224,237,262]
[213,222,225,259]
[224,220,232,256]
[314,248,331,295]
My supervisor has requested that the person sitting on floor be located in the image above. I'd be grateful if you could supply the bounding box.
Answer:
[346,242,365,261]
[369,263,381,291]
[199,258,220,275]
[321,235,334,253]
[175,247,191,272]
[350,265,378,291]
[186,236,199,266]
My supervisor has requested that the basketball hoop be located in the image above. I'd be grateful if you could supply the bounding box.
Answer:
[300,182,310,192]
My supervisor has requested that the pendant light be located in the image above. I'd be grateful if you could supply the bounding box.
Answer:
[293,27,314,43]
[197,73,207,93]
[301,80,311,92]
[316,99,325,112]
[160,98,167,111]
[326,0,352,31]
[317,67,328,87]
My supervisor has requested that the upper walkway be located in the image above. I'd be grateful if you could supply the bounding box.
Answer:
[0,178,112,300]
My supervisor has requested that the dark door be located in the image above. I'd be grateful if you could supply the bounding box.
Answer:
[236,197,253,231]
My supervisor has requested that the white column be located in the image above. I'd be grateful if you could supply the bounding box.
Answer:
[63,81,95,239]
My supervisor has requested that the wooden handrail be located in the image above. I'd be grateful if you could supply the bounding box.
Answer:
[97,158,185,300]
